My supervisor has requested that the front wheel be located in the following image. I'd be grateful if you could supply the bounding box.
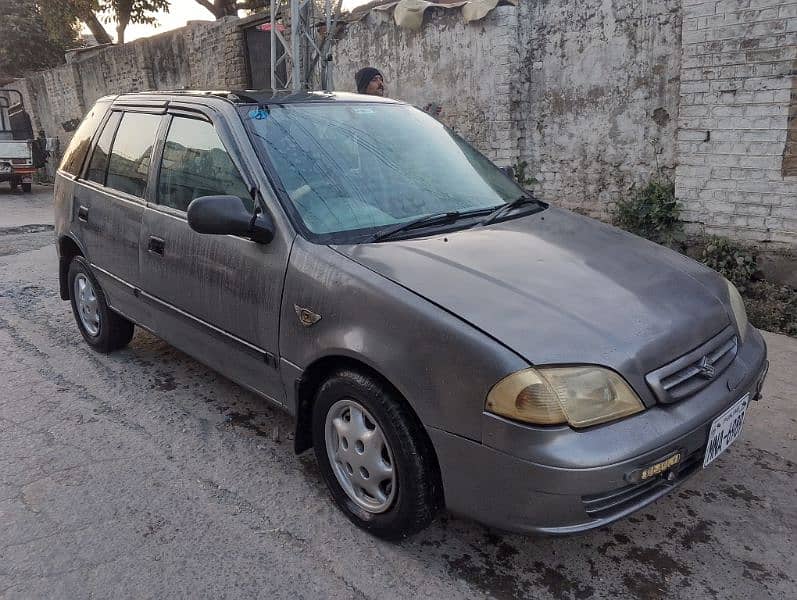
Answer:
[68,256,134,353]
[312,370,442,540]
[21,182,32,193]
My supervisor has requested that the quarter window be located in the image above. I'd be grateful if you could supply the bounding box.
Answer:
[59,100,111,176]
[85,112,121,185]
[106,112,161,198]
[157,117,251,212]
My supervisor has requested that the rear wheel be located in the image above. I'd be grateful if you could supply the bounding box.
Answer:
[9,178,18,192]
[68,256,134,353]
[21,182,32,193]
[312,369,442,540]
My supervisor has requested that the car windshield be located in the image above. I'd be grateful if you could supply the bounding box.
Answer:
[240,102,528,242]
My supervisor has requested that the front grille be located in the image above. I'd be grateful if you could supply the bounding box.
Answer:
[582,448,704,518]
[646,326,738,404]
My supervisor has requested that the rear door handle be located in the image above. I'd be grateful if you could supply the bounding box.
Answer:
[148,236,165,256]
[77,205,89,222]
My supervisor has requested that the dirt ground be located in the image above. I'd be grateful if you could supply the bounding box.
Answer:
[1,185,795,599]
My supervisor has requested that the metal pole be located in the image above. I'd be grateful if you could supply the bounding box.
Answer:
[291,0,301,91]
[270,0,277,89]
[323,0,332,90]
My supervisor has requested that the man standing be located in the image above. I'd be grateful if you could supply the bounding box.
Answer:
[355,67,385,96]
[354,66,442,117]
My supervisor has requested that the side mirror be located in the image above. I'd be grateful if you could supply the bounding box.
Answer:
[500,165,515,180]
[187,195,275,244]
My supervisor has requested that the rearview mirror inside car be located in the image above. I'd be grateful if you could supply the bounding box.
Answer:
[187,195,274,244]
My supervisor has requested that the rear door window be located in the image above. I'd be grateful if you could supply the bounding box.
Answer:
[59,100,111,176]
[85,112,121,185]
[106,112,162,198]
[157,116,251,212]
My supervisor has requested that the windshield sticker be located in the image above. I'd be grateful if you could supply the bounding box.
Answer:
[351,107,375,114]
[249,108,270,120]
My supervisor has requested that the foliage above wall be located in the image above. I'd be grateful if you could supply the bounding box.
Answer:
[0,0,80,79]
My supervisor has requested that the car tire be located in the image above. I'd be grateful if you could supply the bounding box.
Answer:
[21,182,31,193]
[68,256,134,353]
[312,369,442,540]
[9,179,18,192]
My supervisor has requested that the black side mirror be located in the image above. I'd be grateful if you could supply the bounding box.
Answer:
[187,195,275,244]
[500,165,515,180]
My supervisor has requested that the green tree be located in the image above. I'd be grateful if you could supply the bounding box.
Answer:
[37,0,114,45]
[0,0,78,80]
[104,0,171,44]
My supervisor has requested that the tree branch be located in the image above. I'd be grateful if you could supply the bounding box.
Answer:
[80,10,113,44]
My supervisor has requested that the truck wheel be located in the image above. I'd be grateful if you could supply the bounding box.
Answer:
[22,183,32,193]
[68,256,135,353]
[312,369,442,540]
[9,179,18,192]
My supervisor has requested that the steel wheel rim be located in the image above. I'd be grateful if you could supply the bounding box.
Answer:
[324,399,397,514]
[74,274,100,337]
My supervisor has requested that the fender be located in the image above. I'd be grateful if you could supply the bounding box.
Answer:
[278,236,528,446]
[57,233,90,300]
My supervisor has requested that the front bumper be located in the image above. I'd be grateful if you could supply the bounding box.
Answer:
[428,328,768,534]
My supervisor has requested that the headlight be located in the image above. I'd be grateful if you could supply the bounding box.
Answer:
[725,278,748,343]
[486,366,644,428]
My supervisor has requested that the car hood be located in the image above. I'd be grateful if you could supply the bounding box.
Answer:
[334,207,732,388]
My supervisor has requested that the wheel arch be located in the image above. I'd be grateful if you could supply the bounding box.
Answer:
[58,235,85,300]
[293,355,443,497]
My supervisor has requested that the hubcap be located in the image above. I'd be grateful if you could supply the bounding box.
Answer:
[74,274,100,337]
[324,399,396,513]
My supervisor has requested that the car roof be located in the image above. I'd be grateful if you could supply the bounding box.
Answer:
[109,89,402,106]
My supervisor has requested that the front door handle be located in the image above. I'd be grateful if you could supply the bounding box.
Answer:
[77,205,89,222]
[148,236,165,256]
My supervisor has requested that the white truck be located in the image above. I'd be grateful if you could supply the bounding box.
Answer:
[0,90,41,193]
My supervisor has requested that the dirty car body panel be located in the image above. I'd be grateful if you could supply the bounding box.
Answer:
[54,90,769,536]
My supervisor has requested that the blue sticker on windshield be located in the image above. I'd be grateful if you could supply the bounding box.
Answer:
[249,108,269,120]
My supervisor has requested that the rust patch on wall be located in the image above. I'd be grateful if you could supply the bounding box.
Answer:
[783,58,797,177]
[652,107,670,127]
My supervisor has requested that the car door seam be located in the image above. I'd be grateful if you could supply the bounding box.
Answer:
[90,264,278,369]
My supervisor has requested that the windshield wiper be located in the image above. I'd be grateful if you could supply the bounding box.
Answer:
[371,211,464,242]
[480,195,544,226]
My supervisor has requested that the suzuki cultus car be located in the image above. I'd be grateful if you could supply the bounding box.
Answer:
[54,91,768,538]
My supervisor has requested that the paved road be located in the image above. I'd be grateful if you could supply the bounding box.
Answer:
[1,185,795,599]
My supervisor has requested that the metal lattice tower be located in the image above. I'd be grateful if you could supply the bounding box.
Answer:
[268,0,343,92]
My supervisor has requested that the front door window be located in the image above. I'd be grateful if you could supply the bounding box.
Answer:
[157,117,252,212]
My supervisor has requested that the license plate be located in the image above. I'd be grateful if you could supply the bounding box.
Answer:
[703,393,749,467]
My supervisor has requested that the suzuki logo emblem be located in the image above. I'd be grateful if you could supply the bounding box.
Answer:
[697,355,716,379]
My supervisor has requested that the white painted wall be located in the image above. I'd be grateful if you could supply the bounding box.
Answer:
[676,0,797,249]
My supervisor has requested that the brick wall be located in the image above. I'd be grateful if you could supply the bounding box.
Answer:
[783,57,797,175]
[517,0,683,221]
[2,17,248,162]
[676,0,797,249]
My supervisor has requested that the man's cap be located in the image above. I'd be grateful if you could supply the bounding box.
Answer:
[355,67,383,93]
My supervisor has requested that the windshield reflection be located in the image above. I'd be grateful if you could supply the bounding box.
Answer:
[241,103,525,242]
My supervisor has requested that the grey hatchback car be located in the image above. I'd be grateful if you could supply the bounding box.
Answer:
[54,90,768,539]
